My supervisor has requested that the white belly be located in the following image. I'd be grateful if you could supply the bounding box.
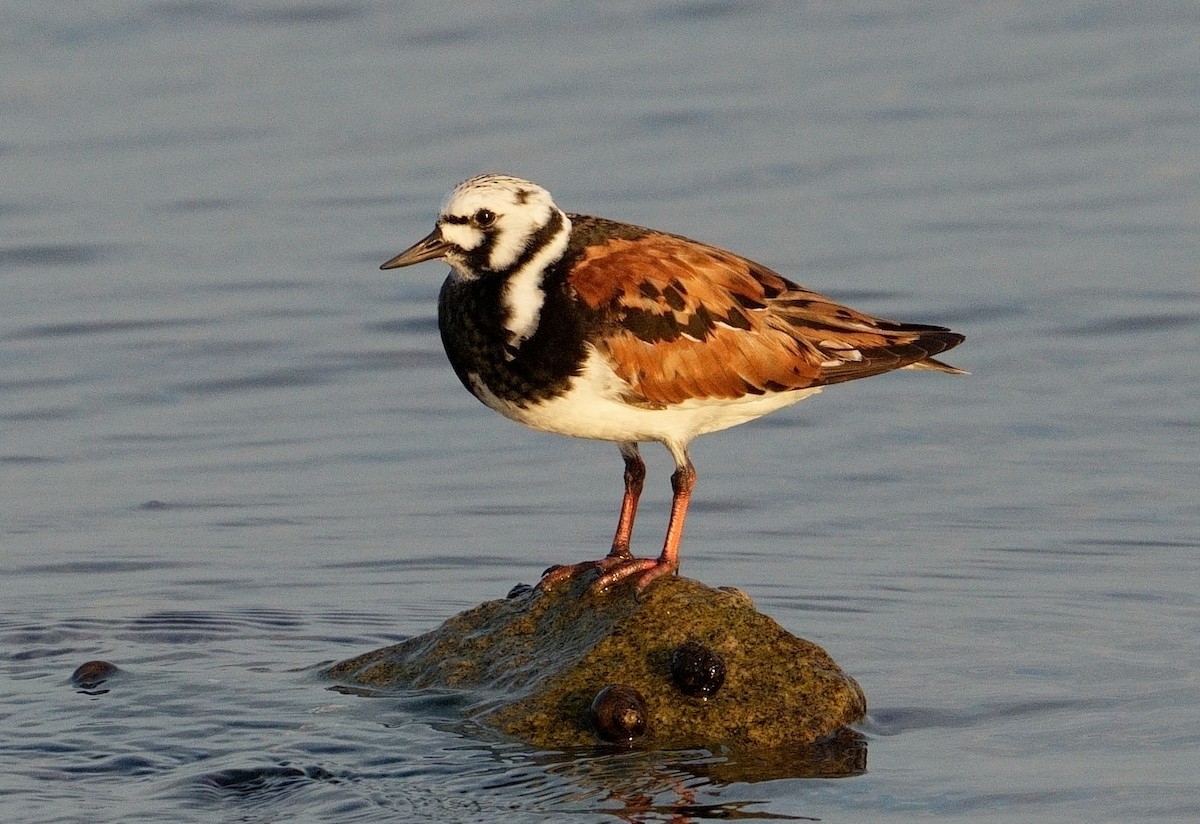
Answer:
[467,348,821,450]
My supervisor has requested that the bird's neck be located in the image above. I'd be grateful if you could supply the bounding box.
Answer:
[437,249,588,408]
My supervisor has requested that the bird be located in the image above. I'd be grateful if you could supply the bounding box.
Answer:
[381,173,964,593]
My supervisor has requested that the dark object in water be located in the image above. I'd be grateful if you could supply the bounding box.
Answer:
[71,660,120,689]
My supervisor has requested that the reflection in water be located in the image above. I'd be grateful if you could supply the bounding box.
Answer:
[475,731,864,821]
[176,696,862,822]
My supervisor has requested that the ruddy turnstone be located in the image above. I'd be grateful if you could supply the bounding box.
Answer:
[381,174,964,592]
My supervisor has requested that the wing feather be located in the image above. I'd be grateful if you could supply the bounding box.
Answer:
[568,228,963,406]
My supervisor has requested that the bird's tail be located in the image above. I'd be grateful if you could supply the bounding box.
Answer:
[903,356,968,375]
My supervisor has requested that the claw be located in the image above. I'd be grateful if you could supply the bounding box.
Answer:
[538,553,678,594]
[536,553,629,592]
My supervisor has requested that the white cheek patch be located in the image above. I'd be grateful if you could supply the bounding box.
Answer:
[487,232,525,272]
[500,214,571,357]
[487,202,551,271]
[440,222,484,251]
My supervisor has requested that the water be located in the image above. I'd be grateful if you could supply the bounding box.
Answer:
[3,1,1198,821]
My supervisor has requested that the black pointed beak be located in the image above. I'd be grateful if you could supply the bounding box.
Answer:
[380,228,451,270]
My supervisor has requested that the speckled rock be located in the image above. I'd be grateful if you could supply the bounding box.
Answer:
[325,573,865,750]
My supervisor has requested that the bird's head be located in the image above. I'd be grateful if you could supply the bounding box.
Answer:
[381,174,567,277]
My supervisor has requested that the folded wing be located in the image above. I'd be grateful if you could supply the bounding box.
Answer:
[568,229,964,407]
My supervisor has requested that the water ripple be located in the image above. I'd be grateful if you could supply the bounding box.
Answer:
[3,317,200,341]
[0,243,111,266]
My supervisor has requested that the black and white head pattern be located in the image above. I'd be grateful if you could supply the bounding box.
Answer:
[437,174,573,353]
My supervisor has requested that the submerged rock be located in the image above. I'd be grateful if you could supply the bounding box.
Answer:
[325,573,865,750]
[70,660,120,689]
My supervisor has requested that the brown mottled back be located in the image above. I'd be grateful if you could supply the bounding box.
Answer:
[567,226,963,407]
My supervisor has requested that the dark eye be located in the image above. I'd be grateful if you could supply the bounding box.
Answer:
[473,208,496,228]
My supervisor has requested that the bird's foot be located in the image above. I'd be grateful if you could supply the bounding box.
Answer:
[537,553,628,592]
[594,554,678,593]
[538,552,678,595]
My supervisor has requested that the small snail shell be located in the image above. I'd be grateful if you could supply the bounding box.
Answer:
[589,684,648,742]
[670,640,726,698]
[506,583,533,599]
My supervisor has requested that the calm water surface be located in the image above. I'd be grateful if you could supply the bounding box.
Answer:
[3,2,1198,822]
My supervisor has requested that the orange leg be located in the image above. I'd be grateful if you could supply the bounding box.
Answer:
[540,447,697,594]
[594,456,694,592]
[609,444,646,557]
[537,443,647,591]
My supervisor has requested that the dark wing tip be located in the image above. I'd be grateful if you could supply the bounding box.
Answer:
[903,327,966,374]
[914,327,964,354]
[817,325,966,384]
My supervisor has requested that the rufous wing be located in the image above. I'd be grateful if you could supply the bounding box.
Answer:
[568,230,963,407]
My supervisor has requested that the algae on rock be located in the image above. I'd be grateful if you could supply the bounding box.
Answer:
[326,574,865,752]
